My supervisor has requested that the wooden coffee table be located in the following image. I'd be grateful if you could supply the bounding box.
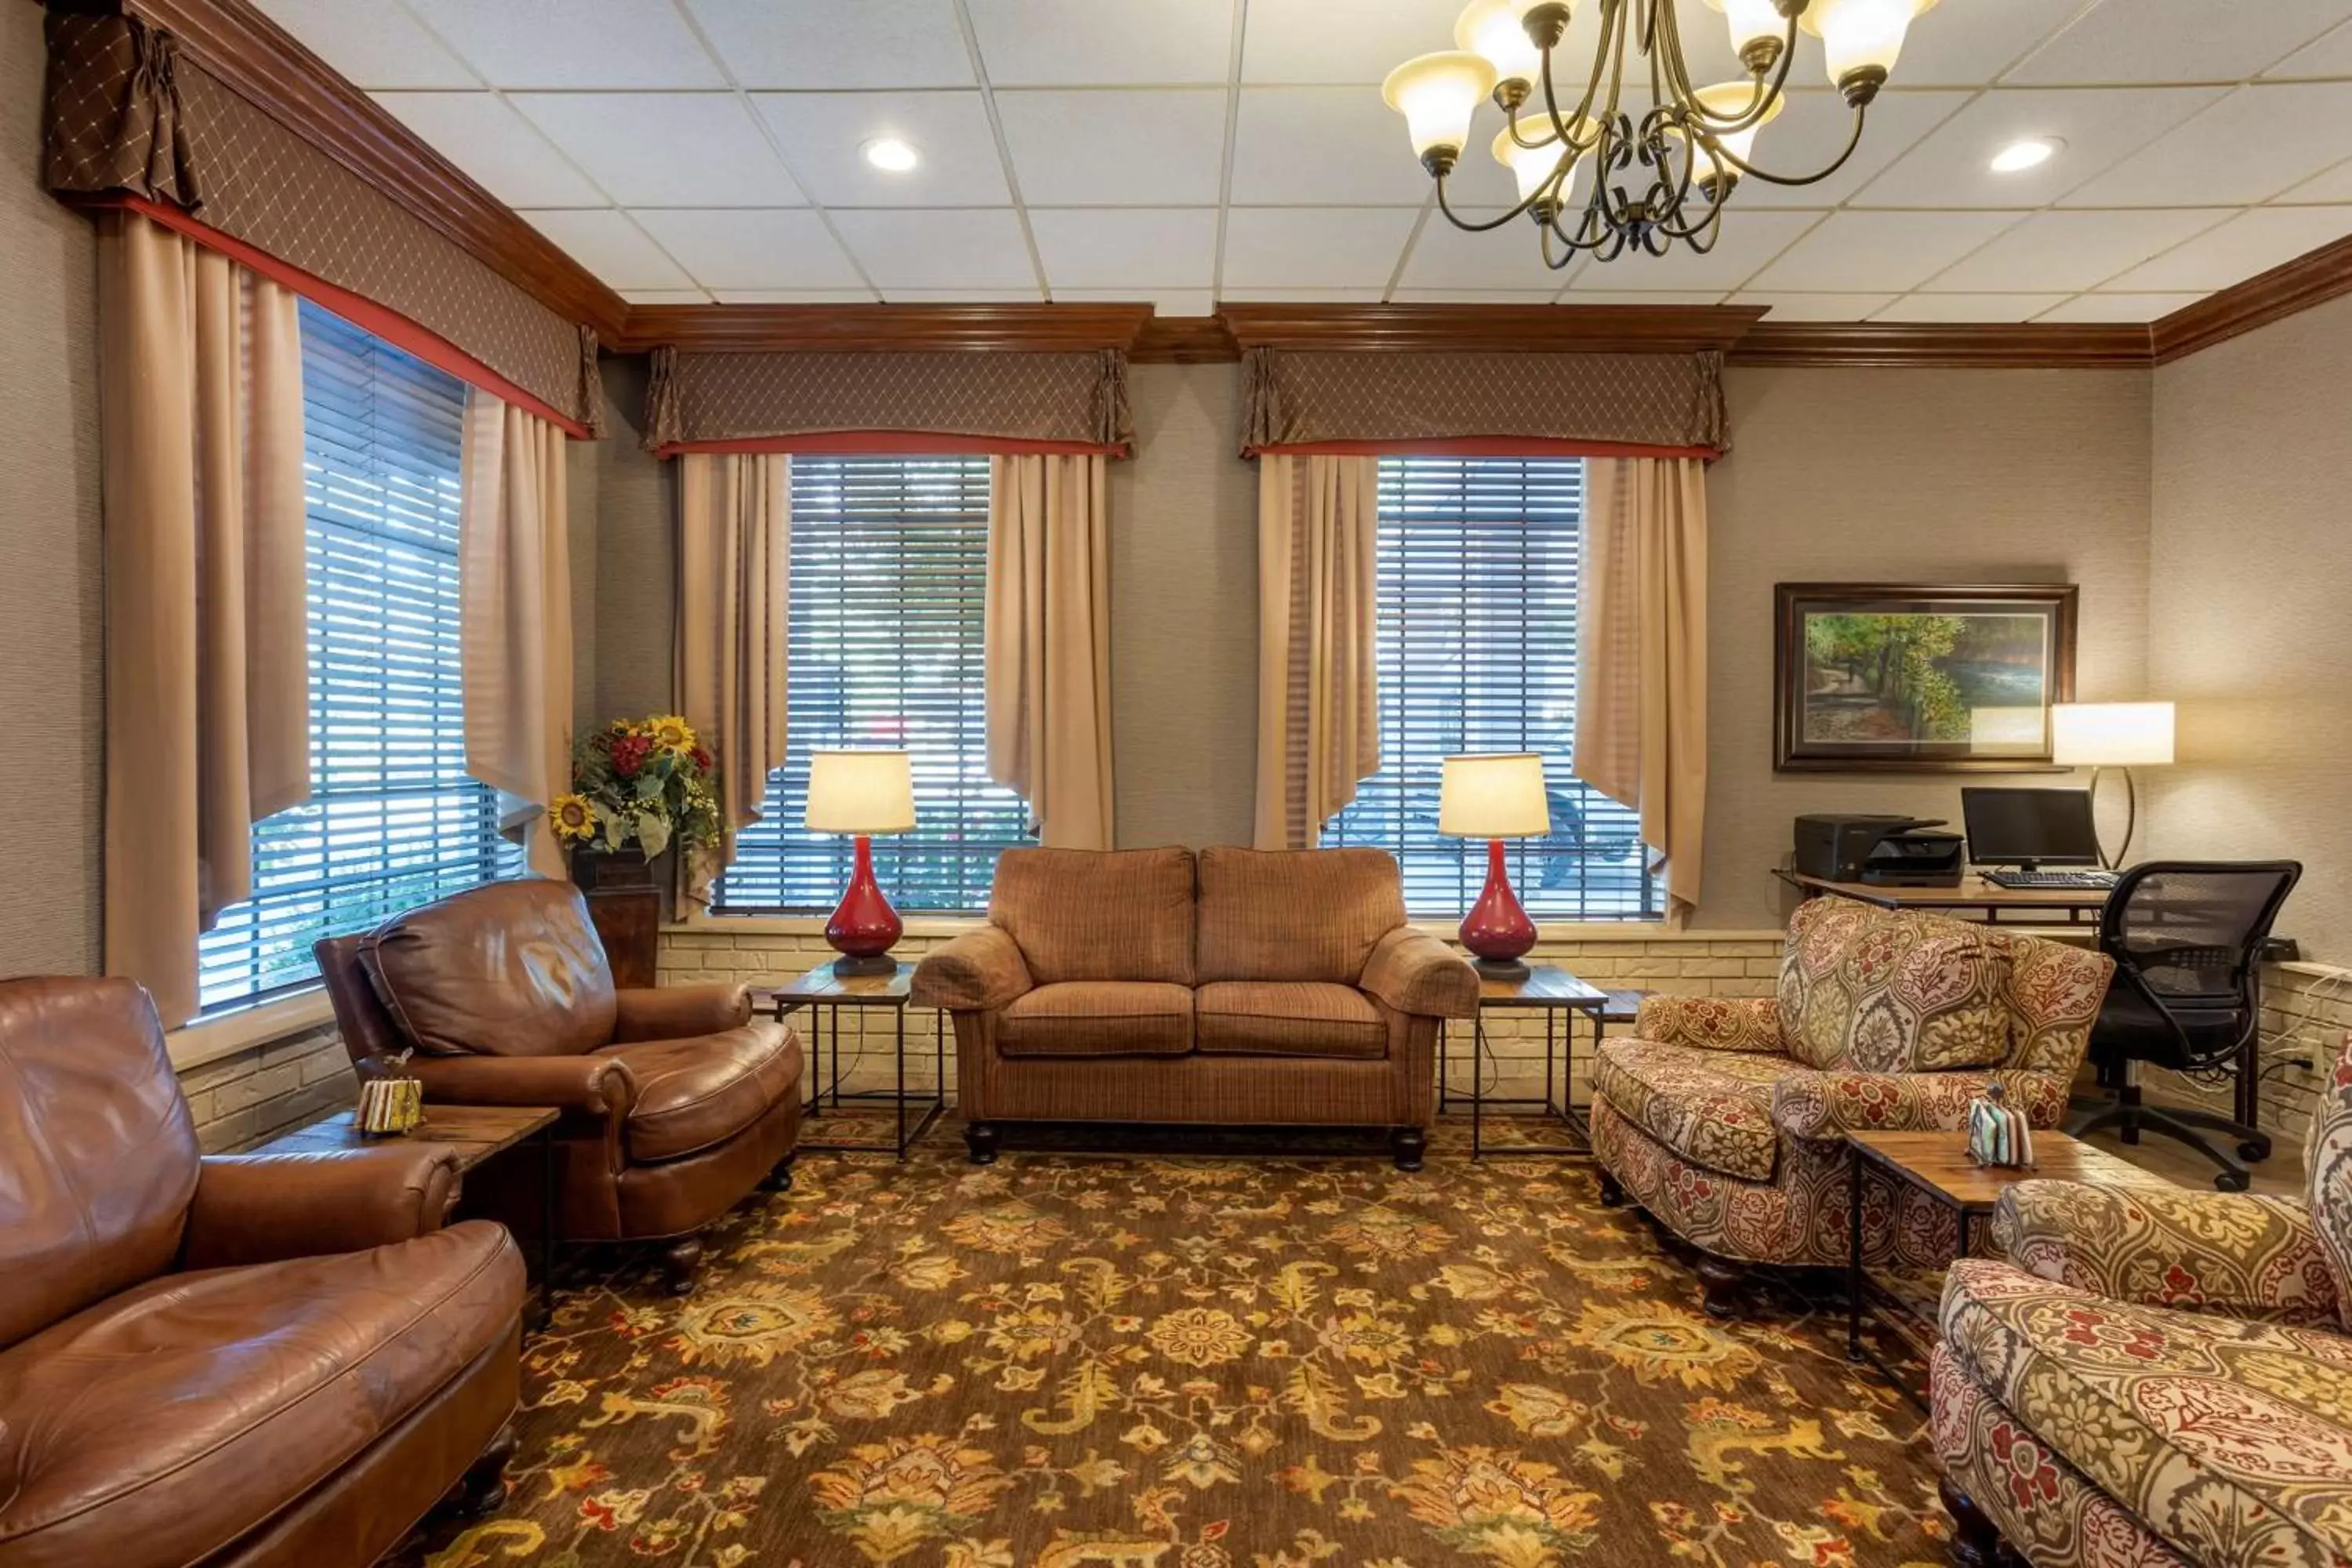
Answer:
[755,960,944,1160]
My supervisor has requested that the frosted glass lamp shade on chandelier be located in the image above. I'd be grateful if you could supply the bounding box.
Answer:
[806,750,917,975]
[1440,753,1552,980]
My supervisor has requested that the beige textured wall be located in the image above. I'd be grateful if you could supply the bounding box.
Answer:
[593,356,676,724]
[1,5,104,978]
[2147,294,2352,963]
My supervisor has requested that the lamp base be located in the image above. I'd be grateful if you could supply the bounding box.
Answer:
[830,952,899,978]
[1459,838,1540,972]
[1472,957,1533,984]
[824,833,905,974]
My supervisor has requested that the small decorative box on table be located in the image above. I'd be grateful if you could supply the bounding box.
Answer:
[1439,965,1640,1158]
[755,960,944,1160]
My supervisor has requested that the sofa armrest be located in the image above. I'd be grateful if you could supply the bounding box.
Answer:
[408,1052,637,1122]
[612,982,752,1042]
[912,927,1033,1012]
[1635,995,1784,1052]
[1358,929,1479,1019]
[1772,1069,2069,1141]
[1993,1180,2343,1328]
[182,1144,462,1269]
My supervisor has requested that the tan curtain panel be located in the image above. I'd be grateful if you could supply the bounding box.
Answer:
[1573,457,1710,924]
[99,211,310,1029]
[461,390,575,881]
[644,347,1132,453]
[676,452,791,903]
[986,455,1115,851]
[1241,346,1729,456]
[1253,455,1381,850]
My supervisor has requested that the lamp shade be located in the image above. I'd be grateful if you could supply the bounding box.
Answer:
[1704,0,1787,56]
[1381,52,1498,160]
[804,750,916,834]
[1439,753,1552,839]
[1491,117,1595,205]
[1802,0,1937,87]
[2051,703,2175,767]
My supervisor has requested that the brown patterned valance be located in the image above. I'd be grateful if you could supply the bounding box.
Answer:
[43,10,601,436]
[642,347,1134,456]
[1240,346,1729,457]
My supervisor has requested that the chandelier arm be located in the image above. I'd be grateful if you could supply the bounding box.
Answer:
[1432,174,1549,233]
[1694,101,1871,187]
[1657,6,1803,135]
[1506,100,1606,158]
[1533,1,1621,151]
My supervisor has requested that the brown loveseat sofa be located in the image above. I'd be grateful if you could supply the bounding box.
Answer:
[912,847,1479,1168]
[0,977,526,1568]
[319,879,804,1294]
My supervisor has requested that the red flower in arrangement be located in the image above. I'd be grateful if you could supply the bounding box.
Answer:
[611,734,655,779]
[691,746,713,771]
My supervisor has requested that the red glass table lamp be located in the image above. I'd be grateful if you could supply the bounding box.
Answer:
[1439,753,1551,981]
[806,749,916,976]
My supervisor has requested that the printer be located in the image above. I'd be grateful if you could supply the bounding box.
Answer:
[1793,815,1967,887]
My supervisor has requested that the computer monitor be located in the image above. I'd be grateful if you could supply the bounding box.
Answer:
[1961,788,2102,869]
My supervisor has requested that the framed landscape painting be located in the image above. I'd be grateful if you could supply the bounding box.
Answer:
[1773,583,2078,772]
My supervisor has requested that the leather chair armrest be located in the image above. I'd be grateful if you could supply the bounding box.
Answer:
[1772,1069,2069,1141]
[182,1143,463,1269]
[1634,996,1784,1052]
[912,927,1033,1012]
[408,1052,637,1123]
[612,982,753,1042]
[1358,928,1479,1019]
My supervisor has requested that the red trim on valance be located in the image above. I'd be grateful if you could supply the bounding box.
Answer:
[1246,436,1720,461]
[653,431,1129,459]
[111,196,595,439]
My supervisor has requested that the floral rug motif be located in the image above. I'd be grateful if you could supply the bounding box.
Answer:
[430,1135,1948,1568]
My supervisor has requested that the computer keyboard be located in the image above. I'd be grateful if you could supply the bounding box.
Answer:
[1984,868,2118,891]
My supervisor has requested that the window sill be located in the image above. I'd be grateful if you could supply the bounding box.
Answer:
[166,987,335,1073]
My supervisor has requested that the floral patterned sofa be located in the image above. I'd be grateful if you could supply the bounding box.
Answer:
[1590,897,2114,1316]
[1931,1030,2352,1568]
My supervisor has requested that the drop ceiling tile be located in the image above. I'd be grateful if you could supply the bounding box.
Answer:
[682,0,975,89]
[829,209,1037,290]
[515,94,804,206]
[1928,209,2226,292]
[1390,289,1567,302]
[711,289,882,303]
[2265,19,2352,78]
[631,209,867,290]
[1221,208,1422,289]
[1732,292,1899,321]
[2005,0,2349,85]
[403,0,724,89]
[1029,209,1220,288]
[750,93,1011,208]
[1231,88,1445,206]
[2281,157,2352,205]
[1566,209,1828,292]
[521,209,693,290]
[877,289,1048,302]
[996,90,1227,208]
[1873,292,2073,322]
[1396,209,1588,292]
[1058,288,1218,316]
[2105,205,2352,292]
[252,0,475,87]
[1740,89,1971,209]
[2060,83,2352,209]
[966,0,1235,85]
[1243,0,1458,85]
[2035,293,2201,323]
[1219,287,1390,301]
[371,93,605,206]
[620,289,713,304]
[1675,0,2078,89]
[1853,87,2226,210]
[1554,290,1730,306]
[1744,210,2024,292]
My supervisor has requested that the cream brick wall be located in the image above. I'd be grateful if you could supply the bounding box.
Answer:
[176,1025,357,1152]
[2143,960,2352,1160]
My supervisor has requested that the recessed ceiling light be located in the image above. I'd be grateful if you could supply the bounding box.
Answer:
[862,137,920,173]
[1989,137,2061,174]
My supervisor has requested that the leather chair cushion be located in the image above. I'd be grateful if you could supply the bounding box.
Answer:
[601,1022,804,1164]
[1196,847,1406,985]
[1195,982,1387,1060]
[0,1221,523,1568]
[989,848,1197,986]
[997,982,1194,1058]
[361,880,617,1058]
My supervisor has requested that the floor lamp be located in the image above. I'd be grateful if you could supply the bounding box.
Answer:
[2051,702,2173,869]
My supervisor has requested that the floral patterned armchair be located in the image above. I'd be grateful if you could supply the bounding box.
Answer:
[1930,1030,2352,1568]
[1590,898,2114,1316]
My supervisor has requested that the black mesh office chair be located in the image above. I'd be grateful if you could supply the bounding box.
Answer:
[2067,860,2301,1192]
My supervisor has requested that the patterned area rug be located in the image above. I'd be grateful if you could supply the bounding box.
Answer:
[429,1134,1950,1568]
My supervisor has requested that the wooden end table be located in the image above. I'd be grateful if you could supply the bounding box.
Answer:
[755,960,944,1160]
[1844,1129,2171,1405]
[263,1104,561,1327]
[1439,966,1644,1158]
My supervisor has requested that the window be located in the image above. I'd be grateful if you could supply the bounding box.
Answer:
[715,456,1029,915]
[1327,457,1660,920]
[196,303,520,1013]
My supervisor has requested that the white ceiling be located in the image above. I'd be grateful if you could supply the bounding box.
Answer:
[256,0,2352,324]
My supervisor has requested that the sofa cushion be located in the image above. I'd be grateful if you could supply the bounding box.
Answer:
[1592,1039,1787,1182]
[361,880,616,1058]
[601,1021,803,1163]
[999,982,1194,1058]
[0,1221,523,1568]
[1940,1258,2352,1568]
[990,848,1196,986]
[2309,1034,2352,1333]
[1196,847,1406,985]
[1776,898,2007,1073]
[1195,982,1387,1060]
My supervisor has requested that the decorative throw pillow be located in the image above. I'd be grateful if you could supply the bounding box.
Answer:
[2307,1031,2352,1332]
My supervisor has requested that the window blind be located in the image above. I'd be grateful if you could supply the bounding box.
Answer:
[715,456,1029,915]
[196,302,519,1013]
[1327,457,1660,920]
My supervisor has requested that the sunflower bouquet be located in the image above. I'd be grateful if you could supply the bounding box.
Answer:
[551,714,722,862]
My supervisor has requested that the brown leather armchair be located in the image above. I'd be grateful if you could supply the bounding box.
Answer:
[318,880,804,1294]
[0,976,526,1568]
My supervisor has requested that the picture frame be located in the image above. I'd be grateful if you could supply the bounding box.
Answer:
[1773,583,2078,773]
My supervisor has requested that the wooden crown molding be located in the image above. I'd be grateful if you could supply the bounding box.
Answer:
[611,303,1156,356]
[1731,321,2155,369]
[1218,303,1770,355]
[2152,231,2352,365]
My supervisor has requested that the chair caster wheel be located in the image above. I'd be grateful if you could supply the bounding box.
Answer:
[2215,1169,2251,1193]
[2238,1139,2271,1163]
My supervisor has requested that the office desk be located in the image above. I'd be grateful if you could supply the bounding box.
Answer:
[1776,869,2107,924]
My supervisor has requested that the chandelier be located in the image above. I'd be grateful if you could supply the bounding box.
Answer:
[1382,0,1937,263]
